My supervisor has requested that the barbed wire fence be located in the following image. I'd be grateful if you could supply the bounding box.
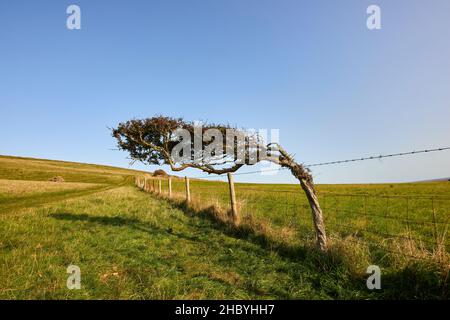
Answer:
[134,146,450,265]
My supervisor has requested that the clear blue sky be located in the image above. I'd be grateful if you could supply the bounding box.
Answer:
[1,0,449,184]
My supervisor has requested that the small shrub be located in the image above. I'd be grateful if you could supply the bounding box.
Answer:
[49,176,64,182]
[153,169,168,177]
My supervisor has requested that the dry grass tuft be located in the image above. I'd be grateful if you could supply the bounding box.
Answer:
[327,235,371,276]
[389,235,450,272]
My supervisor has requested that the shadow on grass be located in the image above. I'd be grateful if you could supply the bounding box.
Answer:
[50,212,202,243]
[167,199,343,263]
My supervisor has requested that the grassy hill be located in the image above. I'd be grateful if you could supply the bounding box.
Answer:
[0,155,448,299]
[0,155,147,184]
[0,155,149,214]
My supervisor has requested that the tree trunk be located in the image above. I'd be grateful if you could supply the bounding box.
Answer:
[283,159,328,252]
[299,178,327,251]
[268,143,327,251]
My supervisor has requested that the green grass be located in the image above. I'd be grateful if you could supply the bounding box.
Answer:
[168,178,450,254]
[0,155,448,299]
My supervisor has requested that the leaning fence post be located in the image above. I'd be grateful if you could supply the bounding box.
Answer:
[227,173,239,224]
[168,177,172,198]
[185,176,191,203]
[158,179,162,194]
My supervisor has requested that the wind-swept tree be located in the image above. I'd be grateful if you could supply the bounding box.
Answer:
[112,116,327,251]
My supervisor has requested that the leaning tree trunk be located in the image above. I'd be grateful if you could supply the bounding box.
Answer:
[286,162,327,251]
[299,178,327,251]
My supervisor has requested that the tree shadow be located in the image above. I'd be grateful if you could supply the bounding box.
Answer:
[50,212,201,243]
[166,200,326,262]
[379,262,449,299]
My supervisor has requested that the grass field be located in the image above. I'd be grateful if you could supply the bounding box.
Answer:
[0,155,448,299]
[169,178,450,254]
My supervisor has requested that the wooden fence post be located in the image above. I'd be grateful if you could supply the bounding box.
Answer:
[227,173,239,224]
[168,177,172,198]
[158,179,162,194]
[144,178,147,191]
[185,176,191,203]
[153,180,156,193]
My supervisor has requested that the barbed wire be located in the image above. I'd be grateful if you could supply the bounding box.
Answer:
[190,146,450,179]
[306,146,450,167]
